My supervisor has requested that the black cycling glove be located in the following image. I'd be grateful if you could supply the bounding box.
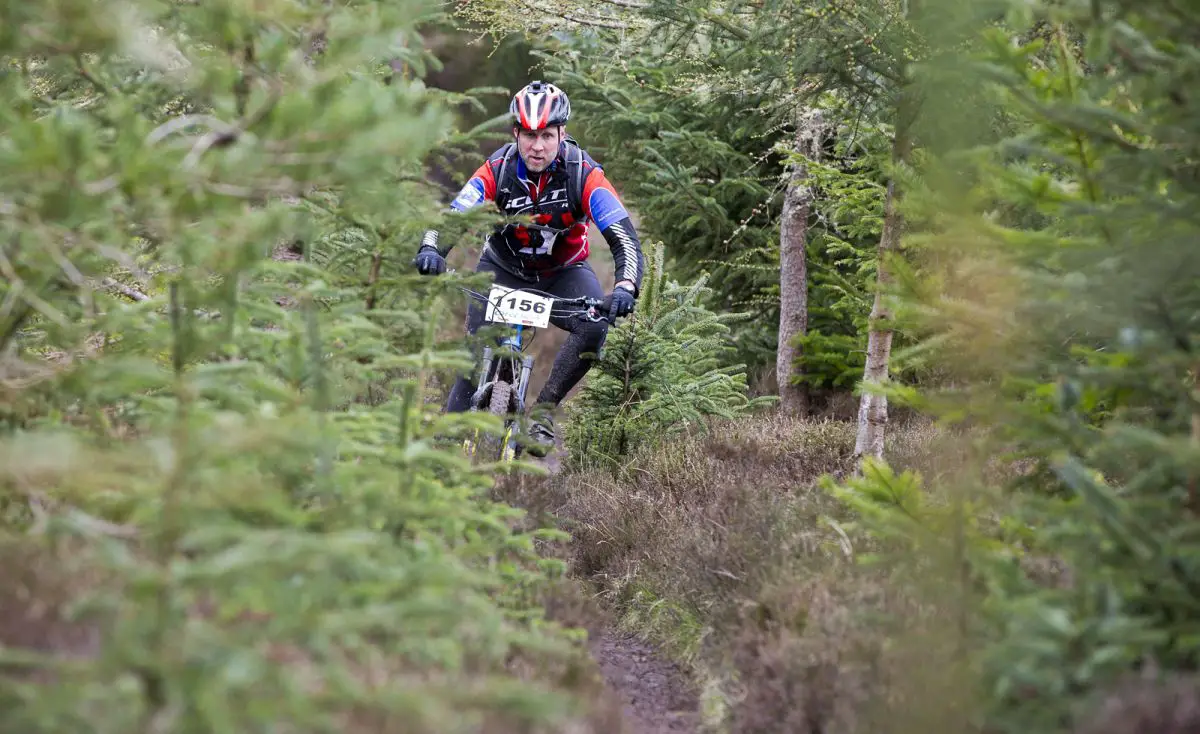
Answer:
[414,245,446,276]
[606,287,636,321]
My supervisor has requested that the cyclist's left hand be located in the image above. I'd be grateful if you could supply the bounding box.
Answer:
[606,286,636,321]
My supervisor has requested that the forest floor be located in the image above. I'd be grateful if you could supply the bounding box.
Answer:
[590,628,701,733]
[538,445,702,734]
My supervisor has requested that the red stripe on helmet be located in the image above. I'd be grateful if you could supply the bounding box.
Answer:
[517,96,532,129]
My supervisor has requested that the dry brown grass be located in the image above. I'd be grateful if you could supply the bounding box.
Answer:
[0,537,104,663]
[1072,673,1200,734]
[496,413,952,733]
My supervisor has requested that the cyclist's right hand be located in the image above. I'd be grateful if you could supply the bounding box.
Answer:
[414,245,446,276]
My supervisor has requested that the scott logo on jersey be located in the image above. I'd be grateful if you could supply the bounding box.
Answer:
[502,187,568,214]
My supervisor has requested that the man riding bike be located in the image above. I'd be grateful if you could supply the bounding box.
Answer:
[414,80,646,457]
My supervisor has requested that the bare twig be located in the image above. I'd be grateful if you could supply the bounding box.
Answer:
[180,88,280,169]
[516,0,635,29]
[74,54,112,97]
[145,114,232,145]
[28,491,139,539]
[102,277,151,302]
[206,178,302,199]
[698,8,752,40]
[82,176,119,195]
[48,246,87,287]
[705,567,744,582]
[365,251,383,311]
[560,11,632,29]
[181,128,241,169]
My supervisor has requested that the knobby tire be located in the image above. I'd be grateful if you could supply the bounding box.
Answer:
[485,380,516,462]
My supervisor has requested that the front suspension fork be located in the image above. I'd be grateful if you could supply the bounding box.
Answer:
[472,348,535,414]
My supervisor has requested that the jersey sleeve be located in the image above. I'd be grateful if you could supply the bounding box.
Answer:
[448,160,497,212]
[581,167,630,230]
[420,160,498,257]
[582,167,644,292]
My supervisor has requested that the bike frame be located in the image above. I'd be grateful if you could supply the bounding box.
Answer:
[461,287,607,462]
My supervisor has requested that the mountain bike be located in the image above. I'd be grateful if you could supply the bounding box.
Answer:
[459,283,609,463]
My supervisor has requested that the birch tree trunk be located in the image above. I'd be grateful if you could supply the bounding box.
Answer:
[854,103,915,461]
[777,108,826,416]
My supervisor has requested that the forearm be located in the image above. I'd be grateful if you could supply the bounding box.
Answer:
[601,217,644,294]
[422,169,494,256]
[419,191,475,257]
[419,228,448,256]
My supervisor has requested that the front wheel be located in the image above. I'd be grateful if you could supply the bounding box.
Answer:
[484,380,518,462]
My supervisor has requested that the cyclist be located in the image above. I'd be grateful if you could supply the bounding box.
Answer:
[414,80,646,457]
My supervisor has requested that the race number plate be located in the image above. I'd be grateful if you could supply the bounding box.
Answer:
[484,285,552,329]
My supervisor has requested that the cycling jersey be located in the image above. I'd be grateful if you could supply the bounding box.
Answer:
[442,141,645,292]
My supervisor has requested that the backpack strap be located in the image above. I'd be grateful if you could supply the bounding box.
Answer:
[493,142,518,193]
[563,135,585,215]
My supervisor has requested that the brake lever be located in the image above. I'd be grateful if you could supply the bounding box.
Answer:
[584,305,614,324]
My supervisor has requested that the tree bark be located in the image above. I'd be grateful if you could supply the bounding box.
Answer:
[855,99,915,461]
[777,108,826,416]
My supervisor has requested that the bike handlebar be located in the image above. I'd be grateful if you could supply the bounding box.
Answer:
[424,269,614,324]
[457,286,612,325]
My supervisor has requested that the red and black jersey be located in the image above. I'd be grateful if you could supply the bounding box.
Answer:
[445,141,644,290]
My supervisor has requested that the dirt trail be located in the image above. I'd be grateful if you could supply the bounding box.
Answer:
[590,629,702,733]
[537,446,701,733]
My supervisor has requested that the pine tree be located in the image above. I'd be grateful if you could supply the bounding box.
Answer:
[0,2,591,731]
[564,244,771,468]
[777,107,827,416]
[830,0,1200,731]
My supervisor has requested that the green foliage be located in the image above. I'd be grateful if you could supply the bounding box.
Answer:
[824,459,926,555]
[456,0,985,402]
[0,1,589,731]
[827,0,1200,732]
[541,41,785,368]
[541,41,902,392]
[563,244,772,469]
[791,134,891,389]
